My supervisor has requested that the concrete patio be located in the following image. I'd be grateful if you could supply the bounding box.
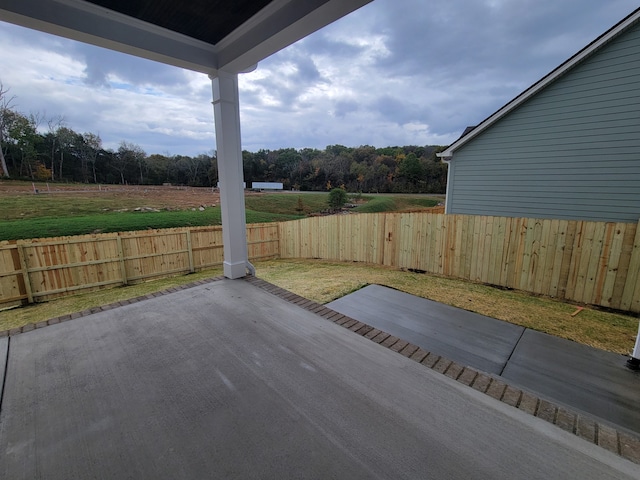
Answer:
[1,278,639,478]
[328,285,640,436]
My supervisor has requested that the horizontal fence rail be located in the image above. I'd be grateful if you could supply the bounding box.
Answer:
[278,213,640,313]
[2,213,639,313]
[0,223,279,307]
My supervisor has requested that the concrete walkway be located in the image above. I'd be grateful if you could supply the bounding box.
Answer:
[327,284,640,436]
[1,279,638,478]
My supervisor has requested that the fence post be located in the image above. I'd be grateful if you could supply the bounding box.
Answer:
[116,235,128,286]
[16,242,34,304]
[382,213,395,266]
[186,229,195,273]
[620,219,640,312]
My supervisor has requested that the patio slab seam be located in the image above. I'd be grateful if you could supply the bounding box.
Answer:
[243,275,640,466]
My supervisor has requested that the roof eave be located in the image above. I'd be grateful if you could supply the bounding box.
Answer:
[436,152,452,162]
[439,6,640,160]
[217,0,373,73]
[0,0,220,74]
[0,0,374,76]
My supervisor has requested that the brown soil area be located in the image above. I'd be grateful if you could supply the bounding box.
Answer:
[410,205,445,214]
[0,182,254,209]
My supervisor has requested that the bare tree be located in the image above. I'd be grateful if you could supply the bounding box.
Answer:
[47,114,65,181]
[79,132,102,183]
[114,141,146,185]
[56,126,76,181]
[29,111,44,131]
[0,81,16,178]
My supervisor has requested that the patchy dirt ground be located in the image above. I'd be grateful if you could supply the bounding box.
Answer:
[0,181,444,215]
[0,182,258,210]
[404,205,445,214]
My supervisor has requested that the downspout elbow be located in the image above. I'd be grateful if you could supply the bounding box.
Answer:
[246,261,256,276]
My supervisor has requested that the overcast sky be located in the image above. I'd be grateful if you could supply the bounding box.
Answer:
[0,0,638,156]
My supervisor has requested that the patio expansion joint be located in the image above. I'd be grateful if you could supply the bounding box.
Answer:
[0,335,9,416]
[246,275,640,466]
[499,326,526,376]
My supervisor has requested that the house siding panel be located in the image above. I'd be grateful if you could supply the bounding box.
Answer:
[448,21,640,222]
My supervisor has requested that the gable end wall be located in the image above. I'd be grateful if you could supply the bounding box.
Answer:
[448,21,640,222]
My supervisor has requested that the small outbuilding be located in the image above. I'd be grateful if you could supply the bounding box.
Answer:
[252,182,284,191]
[438,8,640,223]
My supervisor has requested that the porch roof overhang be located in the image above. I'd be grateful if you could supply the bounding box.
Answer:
[0,0,373,279]
[0,0,373,76]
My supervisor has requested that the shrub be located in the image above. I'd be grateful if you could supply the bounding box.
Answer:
[328,188,348,210]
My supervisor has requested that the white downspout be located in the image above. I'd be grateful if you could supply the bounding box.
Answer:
[437,152,453,214]
[628,322,640,370]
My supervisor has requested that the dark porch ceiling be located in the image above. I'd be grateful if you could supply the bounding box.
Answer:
[88,0,273,46]
[0,0,372,74]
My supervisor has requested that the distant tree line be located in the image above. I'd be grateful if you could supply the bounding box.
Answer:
[0,83,447,192]
[242,145,448,193]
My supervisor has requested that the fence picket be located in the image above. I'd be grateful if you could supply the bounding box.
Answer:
[621,221,640,311]
[2,214,639,313]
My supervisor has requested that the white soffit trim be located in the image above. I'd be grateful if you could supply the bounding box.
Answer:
[0,0,219,73]
[55,0,217,51]
[437,7,640,160]
[0,0,372,75]
[216,0,296,50]
[217,0,373,72]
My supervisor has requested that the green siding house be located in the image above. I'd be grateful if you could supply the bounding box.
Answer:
[438,8,640,223]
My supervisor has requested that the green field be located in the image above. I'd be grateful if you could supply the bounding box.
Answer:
[0,188,442,241]
[0,208,301,241]
[245,193,439,215]
[244,193,332,215]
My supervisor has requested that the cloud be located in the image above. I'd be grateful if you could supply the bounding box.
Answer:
[74,43,189,88]
[0,22,189,88]
[238,46,330,113]
[0,0,638,156]
[372,95,425,126]
[0,22,215,155]
[333,99,359,118]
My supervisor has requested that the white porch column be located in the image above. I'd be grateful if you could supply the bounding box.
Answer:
[210,71,248,279]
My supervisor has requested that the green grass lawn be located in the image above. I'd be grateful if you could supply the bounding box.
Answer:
[353,195,439,213]
[256,259,639,355]
[0,187,442,241]
[244,193,331,214]
[0,208,301,241]
[353,196,396,213]
[2,258,636,354]
[246,192,440,215]
[0,194,145,221]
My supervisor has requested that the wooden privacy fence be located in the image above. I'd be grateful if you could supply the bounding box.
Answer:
[278,213,640,313]
[2,213,640,313]
[0,223,279,307]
